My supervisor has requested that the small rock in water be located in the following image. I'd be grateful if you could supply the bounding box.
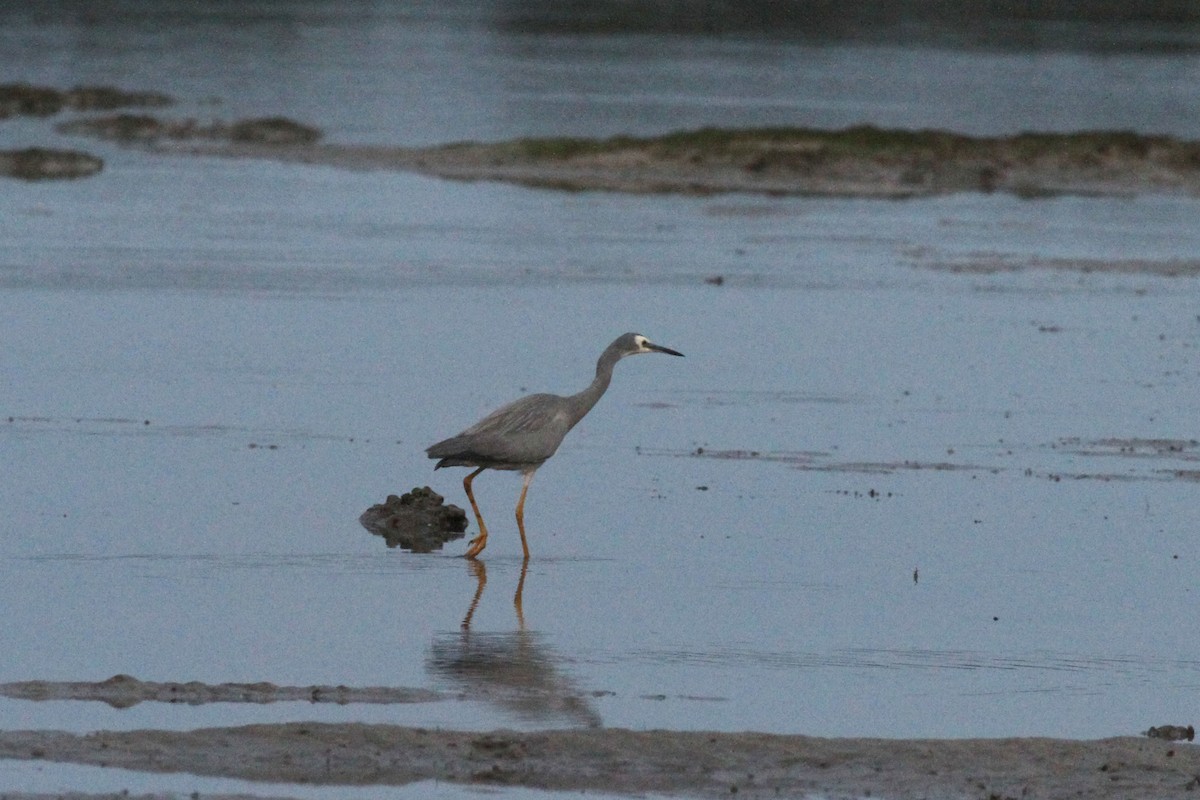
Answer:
[229,116,322,144]
[0,147,103,180]
[1145,724,1195,742]
[359,486,468,553]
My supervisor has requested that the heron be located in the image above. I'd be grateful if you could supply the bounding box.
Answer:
[427,332,684,559]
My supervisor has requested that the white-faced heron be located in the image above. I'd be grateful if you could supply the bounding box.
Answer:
[427,332,684,559]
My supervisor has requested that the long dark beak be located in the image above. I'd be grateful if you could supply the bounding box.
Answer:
[646,341,684,357]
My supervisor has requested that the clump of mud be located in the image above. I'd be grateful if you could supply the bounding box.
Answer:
[1146,724,1196,742]
[57,113,322,145]
[0,147,103,180]
[359,487,468,552]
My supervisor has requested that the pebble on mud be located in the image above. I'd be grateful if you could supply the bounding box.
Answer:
[359,486,468,553]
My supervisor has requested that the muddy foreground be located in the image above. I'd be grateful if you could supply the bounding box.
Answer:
[0,677,1196,800]
[0,722,1197,799]
[2,679,1194,798]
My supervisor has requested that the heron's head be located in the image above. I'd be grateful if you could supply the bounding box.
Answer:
[620,332,684,358]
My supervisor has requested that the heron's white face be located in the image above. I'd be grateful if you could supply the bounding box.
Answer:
[624,333,684,358]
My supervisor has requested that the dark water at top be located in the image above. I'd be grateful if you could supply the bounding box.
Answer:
[3,0,1200,148]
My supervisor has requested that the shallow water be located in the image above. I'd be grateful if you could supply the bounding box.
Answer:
[5,277,1200,741]
[3,3,1200,798]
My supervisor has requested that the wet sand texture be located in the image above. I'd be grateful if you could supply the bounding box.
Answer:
[0,724,1197,798]
[359,486,468,552]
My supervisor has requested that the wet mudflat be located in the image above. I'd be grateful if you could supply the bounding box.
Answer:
[2,725,1199,799]
[4,3,1200,799]
[3,261,1199,798]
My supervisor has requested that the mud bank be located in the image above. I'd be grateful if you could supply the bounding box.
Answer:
[0,83,171,119]
[56,115,1200,199]
[0,724,1196,798]
[0,83,171,179]
[57,114,321,146]
[0,675,446,709]
[354,126,1200,199]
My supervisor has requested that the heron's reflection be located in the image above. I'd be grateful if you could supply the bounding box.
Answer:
[427,559,601,728]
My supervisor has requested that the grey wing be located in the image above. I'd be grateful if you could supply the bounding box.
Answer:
[430,394,573,466]
[465,394,568,436]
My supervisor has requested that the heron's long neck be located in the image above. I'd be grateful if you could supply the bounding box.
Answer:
[564,349,618,428]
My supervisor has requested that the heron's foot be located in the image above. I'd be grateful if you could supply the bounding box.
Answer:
[464,532,488,559]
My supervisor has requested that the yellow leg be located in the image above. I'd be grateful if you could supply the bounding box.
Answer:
[463,467,489,559]
[460,559,487,630]
[515,471,534,561]
[514,558,528,630]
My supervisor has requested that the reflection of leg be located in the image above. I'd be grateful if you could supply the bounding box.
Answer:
[461,559,487,630]
[515,470,535,560]
[463,467,489,559]
[514,558,528,630]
